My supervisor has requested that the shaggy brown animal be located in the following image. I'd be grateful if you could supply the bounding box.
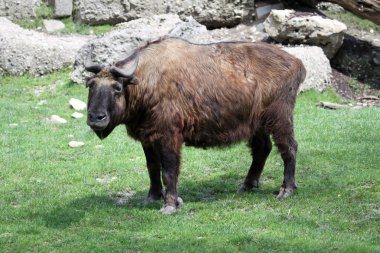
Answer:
[85,37,306,214]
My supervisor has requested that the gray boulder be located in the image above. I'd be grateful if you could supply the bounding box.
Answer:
[0,0,40,20]
[264,9,347,59]
[73,0,253,28]
[71,14,202,83]
[73,0,128,25]
[282,45,331,92]
[48,0,73,18]
[0,17,90,75]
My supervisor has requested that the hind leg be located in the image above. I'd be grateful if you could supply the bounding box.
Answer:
[239,129,272,192]
[272,120,298,199]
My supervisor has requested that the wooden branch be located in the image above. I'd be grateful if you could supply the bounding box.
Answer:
[329,0,380,25]
[296,0,380,25]
[318,101,350,109]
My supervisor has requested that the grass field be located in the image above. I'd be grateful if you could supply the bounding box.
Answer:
[0,70,379,252]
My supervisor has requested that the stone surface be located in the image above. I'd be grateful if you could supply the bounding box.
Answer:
[331,34,380,87]
[73,0,127,25]
[71,14,186,83]
[69,98,87,110]
[43,19,66,33]
[0,17,90,75]
[0,0,40,20]
[48,0,73,17]
[264,9,347,59]
[282,45,332,92]
[73,0,254,28]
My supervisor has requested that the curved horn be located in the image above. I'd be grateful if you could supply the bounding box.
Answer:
[84,45,104,74]
[85,64,104,74]
[111,54,139,78]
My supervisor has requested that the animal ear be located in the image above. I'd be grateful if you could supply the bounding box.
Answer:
[113,52,139,76]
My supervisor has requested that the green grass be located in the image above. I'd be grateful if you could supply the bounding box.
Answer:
[0,70,379,252]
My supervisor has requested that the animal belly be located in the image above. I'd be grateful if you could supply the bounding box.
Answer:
[183,121,251,148]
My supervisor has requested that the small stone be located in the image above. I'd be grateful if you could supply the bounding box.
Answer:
[43,19,65,33]
[50,115,67,124]
[95,175,117,184]
[37,100,47,105]
[69,98,87,111]
[71,112,84,119]
[68,141,85,148]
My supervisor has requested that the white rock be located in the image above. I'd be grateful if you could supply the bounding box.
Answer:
[68,141,85,148]
[50,115,67,124]
[282,45,332,92]
[95,175,117,184]
[264,9,347,59]
[9,123,18,128]
[71,112,84,119]
[37,100,47,105]
[69,98,87,110]
[43,19,65,33]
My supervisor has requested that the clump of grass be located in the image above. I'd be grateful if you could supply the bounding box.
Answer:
[56,17,113,35]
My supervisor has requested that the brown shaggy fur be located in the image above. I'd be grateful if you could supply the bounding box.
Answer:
[86,37,306,212]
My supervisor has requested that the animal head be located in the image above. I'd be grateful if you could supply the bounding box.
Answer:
[85,54,139,139]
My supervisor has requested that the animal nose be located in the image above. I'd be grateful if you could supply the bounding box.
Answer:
[89,112,107,123]
[87,112,109,129]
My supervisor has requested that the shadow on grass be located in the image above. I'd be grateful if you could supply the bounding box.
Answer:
[40,173,281,229]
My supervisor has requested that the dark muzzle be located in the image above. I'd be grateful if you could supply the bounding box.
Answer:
[87,111,109,130]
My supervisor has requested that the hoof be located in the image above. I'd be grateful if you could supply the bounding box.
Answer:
[276,187,294,199]
[238,180,259,193]
[177,197,184,208]
[160,205,177,215]
[159,197,183,215]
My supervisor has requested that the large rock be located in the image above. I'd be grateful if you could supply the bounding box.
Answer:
[264,9,347,59]
[72,14,331,92]
[0,17,90,75]
[73,0,128,25]
[48,0,73,18]
[73,0,254,28]
[71,14,207,83]
[282,45,331,92]
[0,0,40,20]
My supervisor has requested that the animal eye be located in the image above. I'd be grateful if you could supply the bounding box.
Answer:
[113,83,123,93]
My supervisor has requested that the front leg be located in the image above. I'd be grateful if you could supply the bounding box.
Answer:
[142,145,163,202]
[158,133,183,214]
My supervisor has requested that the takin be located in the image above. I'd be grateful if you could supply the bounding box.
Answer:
[85,37,306,214]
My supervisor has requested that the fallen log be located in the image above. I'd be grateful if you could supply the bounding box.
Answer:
[318,101,350,109]
[296,0,380,25]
